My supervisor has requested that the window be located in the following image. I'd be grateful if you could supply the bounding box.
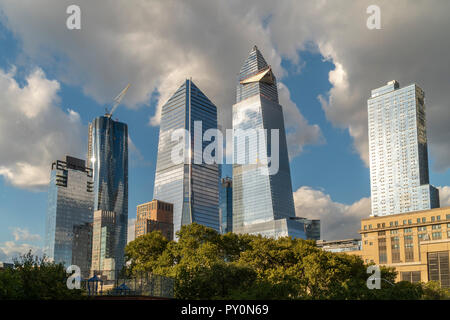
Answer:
[378,231,386,236]
[408,219,412,225]
[422,217,426,223]
[378,238,387,264]
[437,216,441,221]
[404,228,412,233]
[432,224,441,230]
[404,235,414,262]
[391,236,401,263]
[417,218,421,224]
[390,230,398,235]
[418,226,427,232]
[428,252,450,288]
[401,271,421,283]
[432,216,435,222]
[364,225,367,230]
[432,232,442,240]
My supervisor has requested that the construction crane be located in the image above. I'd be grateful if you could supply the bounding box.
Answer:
[105,83,131,118]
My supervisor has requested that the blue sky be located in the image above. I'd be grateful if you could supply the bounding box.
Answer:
[1,1,450,261]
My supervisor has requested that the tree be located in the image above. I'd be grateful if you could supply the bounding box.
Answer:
[0,251,85,300]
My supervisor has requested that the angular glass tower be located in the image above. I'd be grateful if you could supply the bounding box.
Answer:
[368,80,440,216]
[232,46,306,239]
[88,115,128,276]
[153,79,219,238]
[45,156,94,278]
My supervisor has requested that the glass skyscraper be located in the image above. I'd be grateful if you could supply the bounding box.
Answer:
[153,79,220,238]
[232,46,307,239]
[219,177,233,234]
[45,156,94,278]
[368,80,440,216]
[88,115,128,276]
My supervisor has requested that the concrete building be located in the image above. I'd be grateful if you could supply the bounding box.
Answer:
[368,81,439,216]
[135,200,174,241]
[358,207,450,287]
[90,210,118,281]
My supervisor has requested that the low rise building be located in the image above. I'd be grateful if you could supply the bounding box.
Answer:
[317,238,362,253]
[135,200,174,241]
[359,207,450,287]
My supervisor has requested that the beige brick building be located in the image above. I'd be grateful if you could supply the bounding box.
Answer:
[356,207,450,287]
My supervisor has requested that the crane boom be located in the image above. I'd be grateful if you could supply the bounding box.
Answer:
[106,83,131,118]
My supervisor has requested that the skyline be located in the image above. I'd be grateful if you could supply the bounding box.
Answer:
[1,1,450,263]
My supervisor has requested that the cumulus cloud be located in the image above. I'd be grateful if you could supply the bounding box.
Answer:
[0,227,43,262]
[293,186,371,240]
[0,0,323,165]
[437,186,450,208]
[11,227,41,242]
[0,66,85,189]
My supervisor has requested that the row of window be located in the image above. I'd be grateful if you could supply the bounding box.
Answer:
[363,214,450,230]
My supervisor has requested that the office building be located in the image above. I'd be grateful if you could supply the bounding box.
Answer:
[368,81,439,216]
[88,115,128,277]
[153,79,220,238]
[232,45,305,239]
[44,156,94,277]
[90,210,118,280]
[358,207,450,287]
[219,177,233,234]
[135,200,174,241]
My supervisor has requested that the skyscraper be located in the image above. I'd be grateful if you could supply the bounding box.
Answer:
[135,200,174,240]
[88,115,128,276]
[368,80,440,216]
[45,156,94,277]
[219,177,233,234]
[232,46,306,239]
[90,210,117,280]
[153,79,220,238]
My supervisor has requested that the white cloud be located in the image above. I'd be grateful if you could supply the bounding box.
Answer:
[0,66,85,189]
[437,186,450,208]
[293,186,370,240]
[11,227,41,242]
[0,241,44,263]
[0,0,323,165]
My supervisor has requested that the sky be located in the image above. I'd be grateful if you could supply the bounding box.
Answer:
[1,0,450,262]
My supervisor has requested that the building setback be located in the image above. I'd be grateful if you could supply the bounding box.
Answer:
[44,156,94,278]
[135,200,174,241]
[153,79,220,238]
[368,81,439,216]
[88,115,128,278]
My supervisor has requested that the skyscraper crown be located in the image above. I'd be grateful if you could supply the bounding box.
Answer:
[236,46,278,103]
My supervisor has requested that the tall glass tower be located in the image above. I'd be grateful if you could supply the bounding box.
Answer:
[153,79,219,238]
[368,80,440,216]
[88,115,128,276]
[45,156,94,278]
[232,46,307,239]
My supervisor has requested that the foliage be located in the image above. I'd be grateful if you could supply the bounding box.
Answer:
[124,223,447,300]
[0,251,85,300]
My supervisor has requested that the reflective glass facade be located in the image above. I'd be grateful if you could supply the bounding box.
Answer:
[44,156,94,278]
[88,116,128,275]
[232,46,302,239]
[368,81,440,216]
[153,80,219,238]
[219,177,233,234]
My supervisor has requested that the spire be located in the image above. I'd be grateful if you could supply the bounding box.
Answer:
[236,46,278,103]
[238,45,269,81]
